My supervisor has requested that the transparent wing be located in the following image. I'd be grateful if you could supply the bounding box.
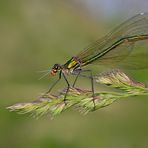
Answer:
[95,39,148,69]
[76,13,148,69]
[118,39,148,69]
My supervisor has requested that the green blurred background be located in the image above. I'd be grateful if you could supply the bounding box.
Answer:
[0,0,148,148]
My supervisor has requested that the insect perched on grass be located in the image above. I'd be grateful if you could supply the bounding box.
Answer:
[44,13,148,106]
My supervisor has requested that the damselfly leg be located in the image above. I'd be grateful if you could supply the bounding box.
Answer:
[72,69,97,109]
[62,73,70,102]
[45,71,62,94]
[42,70,70,103]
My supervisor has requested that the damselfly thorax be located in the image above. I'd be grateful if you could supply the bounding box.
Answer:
[50,56,82,76]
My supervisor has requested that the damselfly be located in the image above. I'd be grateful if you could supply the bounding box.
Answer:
[46,13,148,102]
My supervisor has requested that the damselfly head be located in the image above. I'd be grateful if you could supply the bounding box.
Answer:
[50,64,62,76]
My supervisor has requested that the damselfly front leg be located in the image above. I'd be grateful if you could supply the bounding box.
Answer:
[46,71,62,94]
[41,64,71,105]
[62,73,70,102]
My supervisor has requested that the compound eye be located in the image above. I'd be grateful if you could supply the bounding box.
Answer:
[54,64,61,70]
[55,66,58,70]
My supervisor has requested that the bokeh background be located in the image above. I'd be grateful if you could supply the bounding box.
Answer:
[0,0,148,148]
